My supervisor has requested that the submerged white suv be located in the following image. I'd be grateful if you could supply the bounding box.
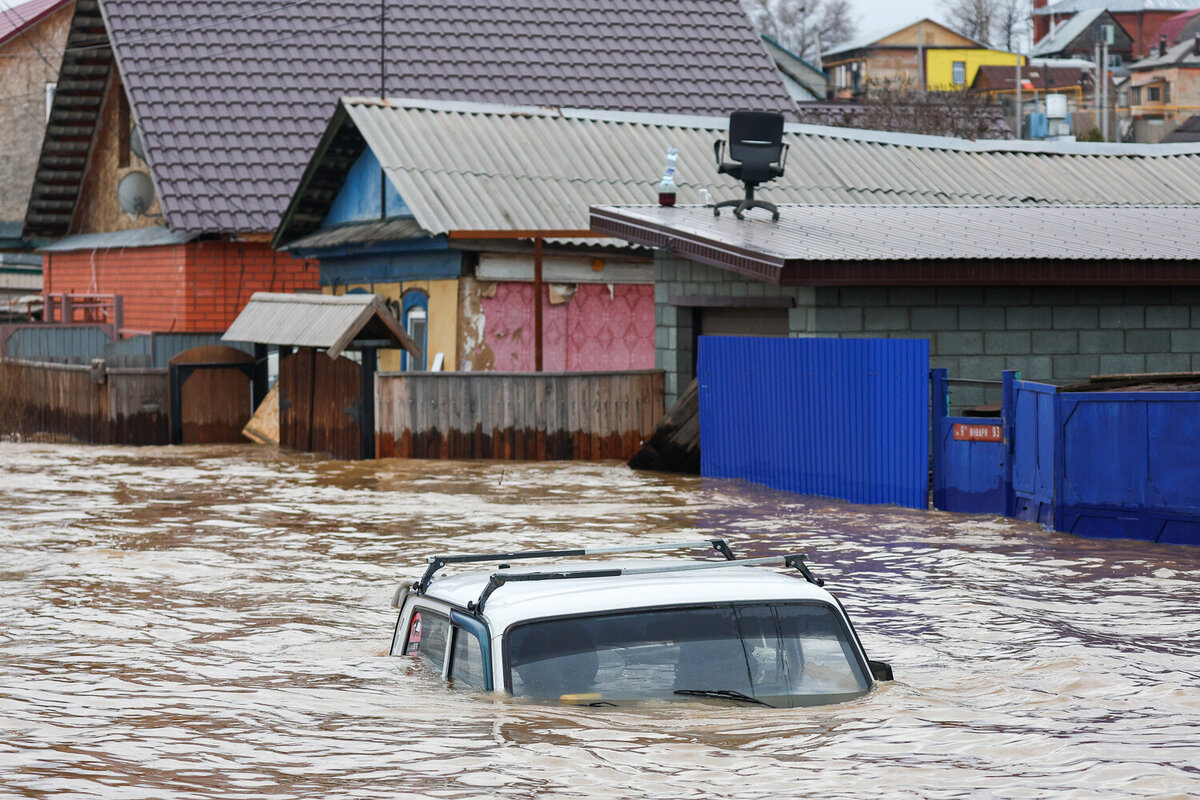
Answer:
[389,540,892,708]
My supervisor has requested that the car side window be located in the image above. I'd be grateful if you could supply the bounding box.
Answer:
[449,627,486,689]
[405,609,449,673]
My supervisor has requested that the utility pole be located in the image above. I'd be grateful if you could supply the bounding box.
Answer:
[1101,36,1110,141]
[1094,40,1101,136]
[1015,54,1023,138]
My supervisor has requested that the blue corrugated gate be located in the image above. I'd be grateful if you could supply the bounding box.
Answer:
[930,369,1005,514]
[698,336,929,509]
[1001,372,1200,545]
[1005,375,1059,530]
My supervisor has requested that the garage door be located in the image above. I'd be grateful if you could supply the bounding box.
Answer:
[699,307,790,337]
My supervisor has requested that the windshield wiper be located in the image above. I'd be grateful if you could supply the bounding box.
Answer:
[673,689,774,707]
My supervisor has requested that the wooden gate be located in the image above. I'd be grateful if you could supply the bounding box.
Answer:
[168,345,254,444]
[278,347,365,460]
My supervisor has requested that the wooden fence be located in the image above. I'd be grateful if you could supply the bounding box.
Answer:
[0,358,169,445]
[376,371,664,460]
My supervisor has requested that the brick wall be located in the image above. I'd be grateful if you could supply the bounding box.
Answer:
[656,254,1200,409]
[45,240,318,333]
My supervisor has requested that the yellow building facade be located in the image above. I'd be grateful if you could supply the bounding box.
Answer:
[326,279,459,373]
[926,48,1024,90]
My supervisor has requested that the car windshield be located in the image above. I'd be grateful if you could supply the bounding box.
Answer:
[506,603,870,708]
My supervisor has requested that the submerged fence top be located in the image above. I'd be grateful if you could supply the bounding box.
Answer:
[222,292,419,359]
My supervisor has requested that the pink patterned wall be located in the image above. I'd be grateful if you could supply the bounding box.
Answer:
[480,283,654,372]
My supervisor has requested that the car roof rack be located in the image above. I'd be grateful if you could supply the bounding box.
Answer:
[467,553,822,615]
[414,538,735,594]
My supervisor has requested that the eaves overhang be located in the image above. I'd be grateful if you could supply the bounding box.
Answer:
[590,203,1200,287]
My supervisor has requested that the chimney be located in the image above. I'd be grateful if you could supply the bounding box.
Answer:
[1033,0,1050,43]
[1160,34,1168,57]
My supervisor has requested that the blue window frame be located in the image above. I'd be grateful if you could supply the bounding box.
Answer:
[401,290,428,371]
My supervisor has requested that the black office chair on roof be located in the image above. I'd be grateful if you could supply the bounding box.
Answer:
[712,110,789,221]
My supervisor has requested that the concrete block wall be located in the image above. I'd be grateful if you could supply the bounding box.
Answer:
[816,286,1200,409]
[655,256,814,405]
[655,253,1200,410]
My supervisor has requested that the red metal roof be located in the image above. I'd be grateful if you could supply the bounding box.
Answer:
[0,0,69,47]
[1157,7,1200,44]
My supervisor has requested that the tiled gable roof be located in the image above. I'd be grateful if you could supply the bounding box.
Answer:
[65,0,795,235]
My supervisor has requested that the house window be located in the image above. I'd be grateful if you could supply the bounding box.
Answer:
[952,61,966,86]
[1132,86,1141,104]
[401,291,428,371]
[1148,86,1161,102]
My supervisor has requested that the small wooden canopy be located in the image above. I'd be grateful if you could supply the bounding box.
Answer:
[222,291,420,359]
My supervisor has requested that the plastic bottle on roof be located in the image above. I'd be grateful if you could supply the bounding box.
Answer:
[658,146,679,207]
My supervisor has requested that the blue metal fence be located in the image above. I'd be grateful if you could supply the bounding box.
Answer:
[698,336,929,509]
[1001,372,1200,545]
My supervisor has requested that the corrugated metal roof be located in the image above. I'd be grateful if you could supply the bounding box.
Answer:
[1034,0,1195,13]
[37,227,197,252]
[591,203,1200,263]
[222,291,418,359]
[277,97,1200,246]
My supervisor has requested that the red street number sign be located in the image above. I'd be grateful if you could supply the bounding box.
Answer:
[952,423,1002,442]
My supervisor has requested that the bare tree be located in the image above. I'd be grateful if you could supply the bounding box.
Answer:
[740,0,857,62]
[857,76,1009,139]
[992,0,1029,52]
[941,0,997,44]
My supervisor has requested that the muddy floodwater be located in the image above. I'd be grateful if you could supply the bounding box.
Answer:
[1,442,1199,799]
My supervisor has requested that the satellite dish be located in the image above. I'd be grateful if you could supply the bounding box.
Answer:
[117,170,155,217]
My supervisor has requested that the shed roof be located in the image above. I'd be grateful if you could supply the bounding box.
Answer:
[277,97,1200,249]
[26,0,795,239]
[221,291,419,359]
[589,203,1200,286]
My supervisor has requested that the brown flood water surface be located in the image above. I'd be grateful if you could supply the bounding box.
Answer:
[1,442,1199,798]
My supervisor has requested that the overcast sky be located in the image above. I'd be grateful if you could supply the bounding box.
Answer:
[849,0,956,36]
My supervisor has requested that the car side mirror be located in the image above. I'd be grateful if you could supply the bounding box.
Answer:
[869,660,893,682]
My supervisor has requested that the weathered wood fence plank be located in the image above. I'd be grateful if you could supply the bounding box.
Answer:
[0,358,168,445]
[376,370,664,461]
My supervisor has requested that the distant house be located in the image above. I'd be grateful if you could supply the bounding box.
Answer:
[761,35,828,101]
[1127,34,1200,141]
[1030,9,1135,66]
[821,18,1021,99]
[24,0,795,339]
[1157,7,1200,46]
[1032,0,1195,59]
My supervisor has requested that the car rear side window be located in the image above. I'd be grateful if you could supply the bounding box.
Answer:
[449,628,487,689]
[405,610,449,673]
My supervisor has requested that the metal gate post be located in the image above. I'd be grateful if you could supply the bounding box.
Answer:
[360,346,377,459]
[1001,369,1018,518]
[931,368,949,509]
